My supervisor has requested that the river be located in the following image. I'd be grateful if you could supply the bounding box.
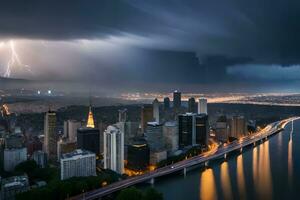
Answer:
[153,120,300,200]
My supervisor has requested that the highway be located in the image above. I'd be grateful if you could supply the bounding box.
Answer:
[71,117,298,200]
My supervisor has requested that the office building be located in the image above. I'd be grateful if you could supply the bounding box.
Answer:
[163,121,179,153]
[77,128,100,155]
[118,109,127,122]
[4,148,27,172]
[141,105,153,133]
[145,122,164,151]
[57,139,77,160]
[1,175,29,200]
[173,90,181,109]
[198,98,208,115]
[44,110,57,160]
[60,149,96,180]
[229,116,246,139]
[195,114,209,147]
[215,116,229,142]
[163,97,170,110]
[77,105,100,155]
[153,98,160,123]
[63,120,81,142]
[32,150,47,168]
[127,139,150,171]
[188,97,197,113]
[104,125,124,174]
[178,113,195,148]
[115,121,140,145]
[178,113,209,148]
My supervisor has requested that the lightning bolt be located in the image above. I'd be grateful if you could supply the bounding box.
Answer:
[2,40,32,78]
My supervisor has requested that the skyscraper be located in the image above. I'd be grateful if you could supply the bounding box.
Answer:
[44,110,57,160]
[153,98,160,123]
[215,116,229,142]
[229,116,246,139]
[163,97,170,110]
[63,120,81,142]
[173,90,181,109]
[77,105,100,155]
[188,97,197,113]
[163,121,179,153]
[195,114,209,147]
[178,113,195,148]
[104,125,124,174]
[198,98,208,114]
[141,105,153,133]
[118,109,127,122]
[178,113,209,148]
[77,128,100,155]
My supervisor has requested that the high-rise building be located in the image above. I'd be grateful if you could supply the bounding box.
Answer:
[32,150,47,168]
[188,97,197,113]
[178,113,209,148]
[153,99,160,123]
[77,128,100,155]
[173,90,181,109]
[44,110,57,160]
[115,121,140,145]
[60,149,96,180]
[118,109,127,122]
[104,125,124,174]
[229,116,246,139]
[145,122,164,151]
[63,120,81,142]
[195,114,209,147]
[57,139,77,160]
[127,138,150,171]
[198,98,208,115]
[77,105,100,155]
[145,122,167,165]
[4,148,27,172]
[163,97,170,110]
[163,121,179,153]
[141,105,153,133]
[215,116,229,142]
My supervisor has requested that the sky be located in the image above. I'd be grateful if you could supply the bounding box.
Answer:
[1,0,300,93]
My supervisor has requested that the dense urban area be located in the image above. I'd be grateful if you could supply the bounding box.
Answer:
[0,90,299,200]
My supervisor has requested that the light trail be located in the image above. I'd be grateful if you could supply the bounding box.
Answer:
[2,40,32,78]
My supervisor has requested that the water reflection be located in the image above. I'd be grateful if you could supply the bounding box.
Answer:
[200,168,217,200]
[220,162,233,200]
[255,141,272,200]
[288,133,293,186]
[237,155,246,200]
[252,146,258,192]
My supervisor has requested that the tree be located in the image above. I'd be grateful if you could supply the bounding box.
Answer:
[116,187,143,200]
[143,188,163,200]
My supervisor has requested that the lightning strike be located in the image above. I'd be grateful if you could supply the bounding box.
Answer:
[2,40,32,78]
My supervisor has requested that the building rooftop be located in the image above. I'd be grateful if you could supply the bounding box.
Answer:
[61,149,94,159]
[2,175,29,189]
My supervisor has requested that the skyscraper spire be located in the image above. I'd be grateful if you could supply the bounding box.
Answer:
[86,102,95,128]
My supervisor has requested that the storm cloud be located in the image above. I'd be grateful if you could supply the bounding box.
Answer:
[1,0,300,92]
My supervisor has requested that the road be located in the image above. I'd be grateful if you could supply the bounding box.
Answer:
[71,117,298,200]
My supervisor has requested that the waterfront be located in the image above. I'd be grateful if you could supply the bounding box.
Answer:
[154,120,299,200]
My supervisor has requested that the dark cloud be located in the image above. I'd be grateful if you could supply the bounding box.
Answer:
[1,0,300,92]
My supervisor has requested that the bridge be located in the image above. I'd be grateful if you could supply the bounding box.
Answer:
[71,117,297,200]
